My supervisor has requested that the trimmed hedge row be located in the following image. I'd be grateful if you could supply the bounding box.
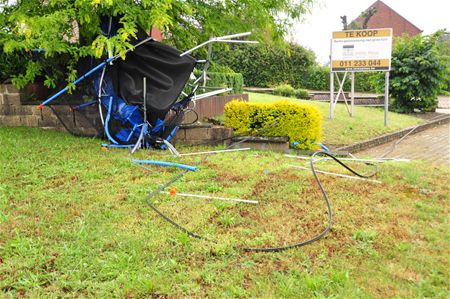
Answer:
[214,43,316,89]
[214,44,380,92]
[224,100,322,149]
[206,72,244,94]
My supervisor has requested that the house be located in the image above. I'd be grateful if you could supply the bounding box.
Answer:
[349,0,422,37]
[150,27,163,41]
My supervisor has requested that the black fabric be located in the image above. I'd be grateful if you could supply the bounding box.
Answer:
[117,40,196,124]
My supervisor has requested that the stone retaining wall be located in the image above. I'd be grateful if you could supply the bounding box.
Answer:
[309,92,383,106]
[174,124,233,145]
[231,136,289,151]
[0,84,245,142]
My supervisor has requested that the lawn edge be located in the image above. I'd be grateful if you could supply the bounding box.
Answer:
[336,115,450,153]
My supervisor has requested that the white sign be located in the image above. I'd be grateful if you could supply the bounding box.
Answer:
[331,28,393,72]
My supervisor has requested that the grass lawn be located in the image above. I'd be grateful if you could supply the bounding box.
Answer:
[248,92,424,146]
[1,127,448,298]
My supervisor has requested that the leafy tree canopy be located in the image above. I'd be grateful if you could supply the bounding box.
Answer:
[0,0,314,88]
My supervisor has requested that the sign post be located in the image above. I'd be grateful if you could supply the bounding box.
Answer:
[351,71,355,117]
[385,71,390,126]
[330,28,392,125]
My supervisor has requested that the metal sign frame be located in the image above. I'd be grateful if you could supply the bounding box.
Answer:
[329,28,393,126]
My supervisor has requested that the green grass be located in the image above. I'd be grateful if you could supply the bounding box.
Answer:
[1,127,449,298]
[248,92,424,145]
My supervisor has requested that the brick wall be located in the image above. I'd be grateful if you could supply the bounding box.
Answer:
[173,124,233,145]
[0,84,245,140]
[0,84,100,136]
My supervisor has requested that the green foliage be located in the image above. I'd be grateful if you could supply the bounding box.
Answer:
[206,72,244,94]
[294,88,310,99]
[273,84,295,96]
[389,32,447,113]
[215,44,379,92]
[0,0,315,88]
[355,72,382,92]
[224,100,322,149]
[215,43,317,88]
[437,33,450,93]
[0,49,27,83]
[304,65,330,90]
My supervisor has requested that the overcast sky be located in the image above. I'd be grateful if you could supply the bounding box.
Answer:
[291,0,450,64]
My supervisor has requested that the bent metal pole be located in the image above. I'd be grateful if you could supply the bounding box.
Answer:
[38,37,154,109]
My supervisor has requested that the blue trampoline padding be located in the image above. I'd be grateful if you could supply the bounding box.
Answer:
[132,160,198,172]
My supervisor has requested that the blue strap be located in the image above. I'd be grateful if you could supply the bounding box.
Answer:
[101,144,134,148]
[132,160,198,172]
[318,143,331,153]
[73,100,97,110]
[104,96,119,144]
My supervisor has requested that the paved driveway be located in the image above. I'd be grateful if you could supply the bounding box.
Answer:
[358,123,450,166]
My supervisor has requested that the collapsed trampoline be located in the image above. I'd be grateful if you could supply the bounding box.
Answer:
[38,24,256,154]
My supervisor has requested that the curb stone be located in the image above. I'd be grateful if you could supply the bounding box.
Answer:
[336,115,450,153]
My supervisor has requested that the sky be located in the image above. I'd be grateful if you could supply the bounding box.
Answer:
[291,0,450,64]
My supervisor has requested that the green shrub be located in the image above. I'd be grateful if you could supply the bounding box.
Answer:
[388,32,446,113]
[224,100,322,149]
[206,72,244,94]
[437,31,450,94]
[294,88,310,99]
[273,84,295,97]
[214,43,316,88]
[355,72,382,92]
[304,65,330,90]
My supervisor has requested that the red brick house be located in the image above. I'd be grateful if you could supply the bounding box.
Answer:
[150,27,164,41]
[350,0,422,37]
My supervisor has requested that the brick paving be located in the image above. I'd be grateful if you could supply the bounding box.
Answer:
[358,123,450,166]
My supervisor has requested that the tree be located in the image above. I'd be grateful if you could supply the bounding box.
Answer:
[348,7,377,30]
[389,31,447,113]
[437,31,450,94]
[0,0,314,88]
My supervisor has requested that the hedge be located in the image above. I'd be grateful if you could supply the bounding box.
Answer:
[206,72,244,94]
[214,44,380,92]
[214,43,316,89]
[224,100,322,149]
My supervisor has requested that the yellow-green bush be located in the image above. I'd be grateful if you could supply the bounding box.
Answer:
[224,100,322,149]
